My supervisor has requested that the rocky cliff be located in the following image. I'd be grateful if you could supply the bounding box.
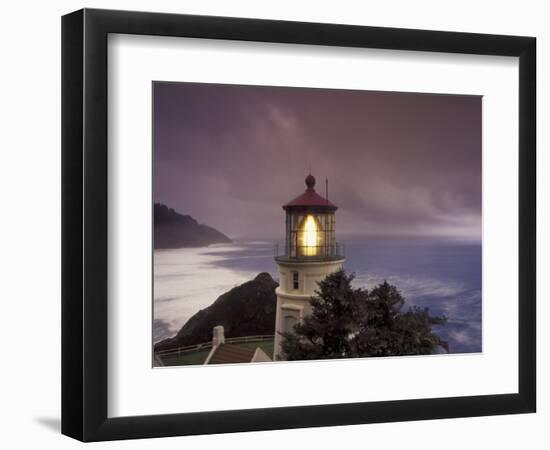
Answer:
[155,272,278,351]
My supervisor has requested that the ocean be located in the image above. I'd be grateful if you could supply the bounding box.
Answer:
[154,238,481,354]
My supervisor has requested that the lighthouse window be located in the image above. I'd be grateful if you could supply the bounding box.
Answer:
[292,271,299,290]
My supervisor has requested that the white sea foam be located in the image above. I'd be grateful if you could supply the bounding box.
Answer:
[153,247,258,340]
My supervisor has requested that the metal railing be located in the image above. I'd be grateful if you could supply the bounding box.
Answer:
[156,334,275,358]
[274,242,345,261]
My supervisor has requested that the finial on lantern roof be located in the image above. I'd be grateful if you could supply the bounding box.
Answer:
[282,173,337,210]
[305,173,316,191]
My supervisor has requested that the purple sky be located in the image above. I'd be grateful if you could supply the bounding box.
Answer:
[153,82,481,241]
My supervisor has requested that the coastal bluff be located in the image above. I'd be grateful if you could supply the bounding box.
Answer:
[154,203,232,249]
[155,272,278,351]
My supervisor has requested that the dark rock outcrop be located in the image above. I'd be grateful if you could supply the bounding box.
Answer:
[155,272,278,351]
[154,203,231,249]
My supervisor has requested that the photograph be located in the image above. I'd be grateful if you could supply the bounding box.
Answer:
[0,1,541,446]
[152,82,482,367]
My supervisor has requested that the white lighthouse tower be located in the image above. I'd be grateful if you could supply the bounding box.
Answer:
[273,174,345,360]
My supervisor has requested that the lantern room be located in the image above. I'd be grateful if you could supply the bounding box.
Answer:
[277,174,344,261]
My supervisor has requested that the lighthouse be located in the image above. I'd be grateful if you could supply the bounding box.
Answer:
[273,174,345,360]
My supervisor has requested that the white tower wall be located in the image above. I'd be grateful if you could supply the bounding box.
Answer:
[273,258,345,360]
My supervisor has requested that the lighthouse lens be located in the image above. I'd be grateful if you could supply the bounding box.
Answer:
[303,214,318,256]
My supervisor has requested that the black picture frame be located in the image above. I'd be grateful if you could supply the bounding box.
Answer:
[61,8,536,442]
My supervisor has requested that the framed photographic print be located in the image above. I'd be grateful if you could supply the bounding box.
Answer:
[61,8,536,442]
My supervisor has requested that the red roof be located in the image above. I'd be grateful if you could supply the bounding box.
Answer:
[283,174,337,210]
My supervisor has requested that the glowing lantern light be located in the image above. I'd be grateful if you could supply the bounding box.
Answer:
[301,214,319,256]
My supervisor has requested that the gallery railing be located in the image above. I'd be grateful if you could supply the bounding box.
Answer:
[274,242,345,261]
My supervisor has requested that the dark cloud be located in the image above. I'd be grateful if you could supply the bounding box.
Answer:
[154,82,481,241]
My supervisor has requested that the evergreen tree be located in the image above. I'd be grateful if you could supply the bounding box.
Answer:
[279,270,448,360]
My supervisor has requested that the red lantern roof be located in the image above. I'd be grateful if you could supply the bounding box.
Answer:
[283,174,337,210]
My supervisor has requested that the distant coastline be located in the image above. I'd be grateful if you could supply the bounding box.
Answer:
[154,203,232,249]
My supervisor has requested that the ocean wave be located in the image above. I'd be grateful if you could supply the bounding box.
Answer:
[354,272,466,300]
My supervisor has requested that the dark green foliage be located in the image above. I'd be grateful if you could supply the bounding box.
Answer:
[280,270,448,360]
